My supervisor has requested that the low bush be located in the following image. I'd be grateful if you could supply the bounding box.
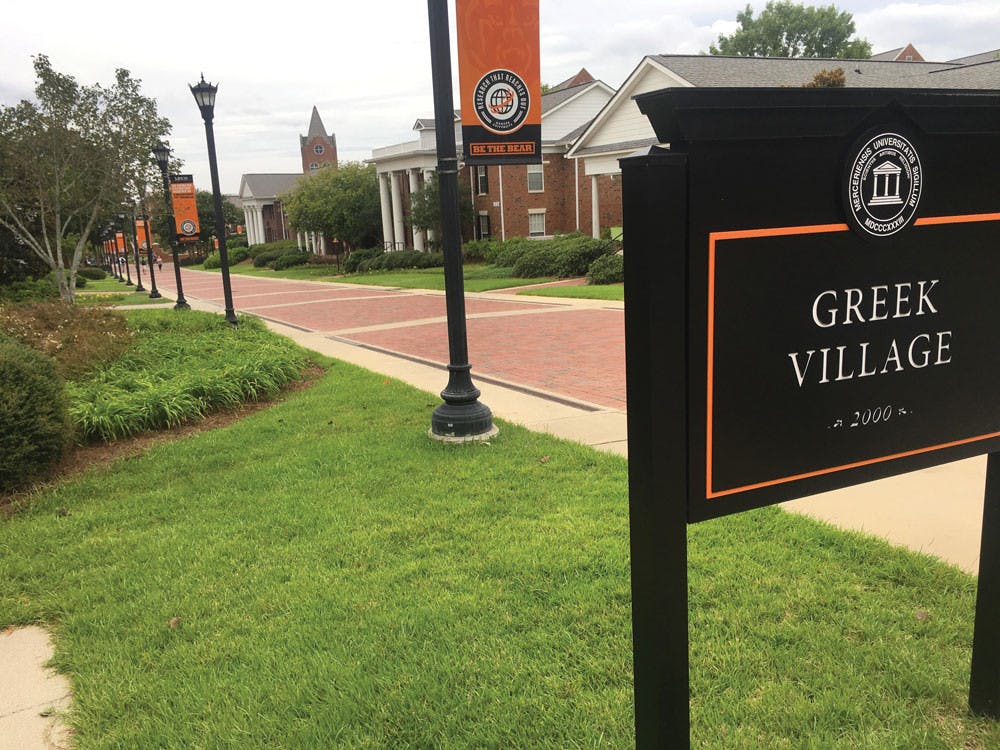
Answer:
[0,336,71,492]
[462,239,496,262]
[359,250,443,272]
[0,278,59,303]
[271,251,310,271]
[68,310,311,442]
[203,248,249,270]
[228,234,249,249]
[252,249,285,268]
[0,303,134,380]
[586,252,624,285]
[509,234,617,278]
[177,255,203,267]
[247,239,299,259]
[344,247,383,274]
[307,254,341,267]
[78,267,107,281]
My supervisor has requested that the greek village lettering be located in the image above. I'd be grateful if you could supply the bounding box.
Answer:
[789,279,952,387]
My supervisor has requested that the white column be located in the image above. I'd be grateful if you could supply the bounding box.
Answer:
[498,166,506,242]
[296,232,303,251]
[423,169,436,245]
[243,208,254,245]
[591,174,600,239]
[319,235,327,256]
[378,172,393,251]
[408,169,425,252]
[255,205,266,245]
[390,171,405,250]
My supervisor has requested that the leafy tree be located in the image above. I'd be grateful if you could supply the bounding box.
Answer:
[195,190,242,244]
[282,162,381,250]
[0,55,170,302]
[0,224,48,285]
[805,67,846,87]
[710,2,872,59]
[409,170,474,247]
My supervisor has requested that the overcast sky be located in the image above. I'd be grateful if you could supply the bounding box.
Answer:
[1,1,997,194]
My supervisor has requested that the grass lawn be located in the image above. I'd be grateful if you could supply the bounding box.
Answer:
[76,291,171,306]
[518,283,624,301]
[204,261,558,293]
[1,359,997,747]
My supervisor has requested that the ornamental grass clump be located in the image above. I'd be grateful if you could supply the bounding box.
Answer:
[69,310,310,442]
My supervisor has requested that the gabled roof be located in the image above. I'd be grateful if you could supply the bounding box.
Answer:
[414,111,460,131]
[870,47,905,61]
[541,78,614,114]
[870,44,924,62]
[549,68,595,92]
[239,174,302,201]
[948,49,1000,66]
[305,106,328,138]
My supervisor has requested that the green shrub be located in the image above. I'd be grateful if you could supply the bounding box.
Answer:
[0,278,59,303]
[253,249,285,268]
[247,239,299,259]
[488,237,535,267]
[586,252,624,285]
[271,252,310,271]
[509,234,616,278]
[344,247,384,273]
[462,239,496,262]
[307,254,341,267]
[228,234,249,249]
[78,267,107,281]
[360,250,443,272]
[177,255,202,267]
[0,303,134,380]
[0,336,71,492]
[75,276,87,288]
[202,252,221,269]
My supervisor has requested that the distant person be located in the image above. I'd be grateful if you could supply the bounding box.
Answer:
[157,259,163,272]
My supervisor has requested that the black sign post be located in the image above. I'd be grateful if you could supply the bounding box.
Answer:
[621,88,1000,748]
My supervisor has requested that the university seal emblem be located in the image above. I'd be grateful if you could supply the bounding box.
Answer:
[846,132,923,238]
[473,69,530,135]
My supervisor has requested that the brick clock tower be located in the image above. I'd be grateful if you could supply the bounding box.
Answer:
[300,107,338,174]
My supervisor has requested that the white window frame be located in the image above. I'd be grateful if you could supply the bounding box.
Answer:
[314,144,325,155]
[528,209,546,238]
[309,162,319,172]
[527,163,544,193]
[476,165,489,195]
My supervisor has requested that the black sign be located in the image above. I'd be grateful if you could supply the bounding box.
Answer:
[621,88,1000,749]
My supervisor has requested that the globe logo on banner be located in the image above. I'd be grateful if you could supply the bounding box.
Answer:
[846,132,923,238]
[180,219,197,236]
[474,69,530,134]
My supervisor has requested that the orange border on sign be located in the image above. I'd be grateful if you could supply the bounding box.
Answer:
[706,214,1000,499]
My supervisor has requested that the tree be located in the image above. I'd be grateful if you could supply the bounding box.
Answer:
[710,2,872,59]
[194,190,242,244]
[805,67,846,87]
[409,170,474,247]
[282,162,382,250]
[0,55,170,302]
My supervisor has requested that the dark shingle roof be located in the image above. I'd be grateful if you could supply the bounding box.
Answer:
[947,50,1000,66]
[649,54,970,89]
[241,174,302,199]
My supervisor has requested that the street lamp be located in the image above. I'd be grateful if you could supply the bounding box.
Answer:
[142,214,161,299]
[190,74,237,324]
[152,142,190,310]
[118,219,133,286]
[425,0,496,441]
[126,208,146,293]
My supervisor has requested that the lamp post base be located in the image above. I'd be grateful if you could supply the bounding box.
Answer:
[173,301,191,311]
[429,374,497,442]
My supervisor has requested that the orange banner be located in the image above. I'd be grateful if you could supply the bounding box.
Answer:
[169,174,201,242]
[457,0,541,165]
[135,220,149,251]
[115,232,126,252]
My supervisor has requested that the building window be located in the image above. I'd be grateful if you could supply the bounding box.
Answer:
[477,212,491,240]
[527,163,544,192]
[528,210,546,237]
[314,144,325,154]
[476,165,489,194]
[309,162,319,172]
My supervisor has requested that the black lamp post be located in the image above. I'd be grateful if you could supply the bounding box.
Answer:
[138,211,161,299]
[190,74,237,324]
[152,142,190,310]
[118,220,133,286]
[118,214,146,292]
[425,0,496,441]
[126,209,146,292]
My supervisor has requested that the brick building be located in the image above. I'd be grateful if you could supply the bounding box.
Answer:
[370,70,619,249]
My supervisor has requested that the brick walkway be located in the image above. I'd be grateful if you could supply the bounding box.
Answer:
[155,267,626,410]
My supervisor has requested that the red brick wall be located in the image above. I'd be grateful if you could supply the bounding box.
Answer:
[301,137,338,174]
[469,154,623,240]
